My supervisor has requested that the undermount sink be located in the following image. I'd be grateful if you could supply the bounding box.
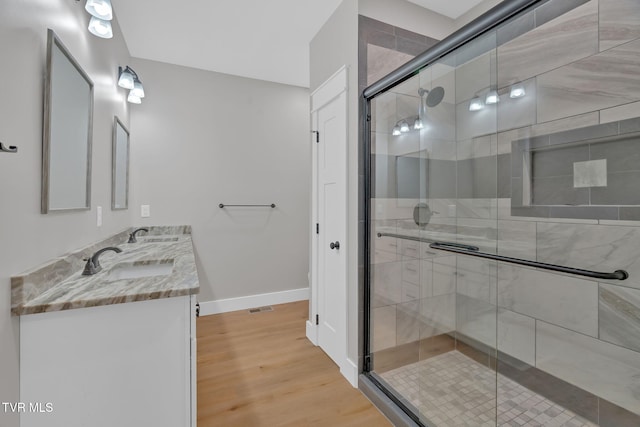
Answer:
[106,260,174,281]
[140,237,179,243]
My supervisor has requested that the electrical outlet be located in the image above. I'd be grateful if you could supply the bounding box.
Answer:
[97,206,103,226]
[141,204,151,218]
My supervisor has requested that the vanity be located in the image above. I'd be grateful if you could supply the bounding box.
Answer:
[11,226,199,427]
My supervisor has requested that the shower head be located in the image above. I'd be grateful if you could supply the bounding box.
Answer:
[419,86,445,107]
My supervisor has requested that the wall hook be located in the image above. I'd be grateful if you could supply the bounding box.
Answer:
[0,142,17,153]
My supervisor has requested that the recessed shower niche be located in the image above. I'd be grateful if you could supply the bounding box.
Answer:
[511,117,640,220]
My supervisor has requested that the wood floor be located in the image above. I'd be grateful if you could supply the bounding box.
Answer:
[197,300,391,426]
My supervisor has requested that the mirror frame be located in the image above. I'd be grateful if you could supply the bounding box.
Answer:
[41,29,94,214]
[111,116,130,210]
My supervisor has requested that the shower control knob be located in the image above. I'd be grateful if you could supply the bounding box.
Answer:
[330,241,340,250]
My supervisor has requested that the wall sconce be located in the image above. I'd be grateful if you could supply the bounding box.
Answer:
[469,86,502,111]
[85,0,113,39]
[469,95,484,111]
[391,87,445,136]
[118,66,145,104]
[392,118,414,135]
[510,83,526,98]
[485,89,499,105]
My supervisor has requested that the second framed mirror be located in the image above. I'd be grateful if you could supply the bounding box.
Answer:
[112,116,130,210]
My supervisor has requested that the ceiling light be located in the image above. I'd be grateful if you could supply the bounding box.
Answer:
[88,16,113,39]
[127,92,142,104]
[399,121,410,133]
[510,83,526,98]
[118,67,135,89]
[85,0,113,20]
[485,90,499,104]
[392,125,401,136]
[469,96,484,111]
[413,118,424,130]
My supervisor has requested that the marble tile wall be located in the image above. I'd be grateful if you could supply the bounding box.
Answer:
[496,0,598,90]
[536,321,640,416]
[537,38,640,123]
[368,0,640,419]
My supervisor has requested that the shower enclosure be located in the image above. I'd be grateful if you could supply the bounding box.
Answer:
[363,0,640,425]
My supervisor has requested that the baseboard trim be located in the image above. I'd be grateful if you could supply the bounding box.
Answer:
[341,357,359,388]
[306,320,318,345]
[199,288,309,315]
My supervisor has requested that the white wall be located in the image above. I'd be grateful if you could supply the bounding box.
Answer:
[0,2,131,426]
[128,58,310,303]
[359,0,455,40]
[310,0,361,368]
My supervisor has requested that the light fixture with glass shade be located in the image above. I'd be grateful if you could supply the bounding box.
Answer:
[485,89,499,104]
[118,66,145,104]
[469,95,484,111]
[85,0,113,20]
[131,81,145,98]
[127,93,142,104]
[510,83,526,98]
[88,16,113,39]
[117,66,135,89]
[390,86,445,136]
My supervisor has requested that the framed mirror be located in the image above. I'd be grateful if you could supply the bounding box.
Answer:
[42,29,93,213]
[112,117,130,210]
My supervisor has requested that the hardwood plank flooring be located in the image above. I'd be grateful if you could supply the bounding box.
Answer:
[197,300,391,426]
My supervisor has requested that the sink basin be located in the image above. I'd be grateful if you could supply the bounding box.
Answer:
[106,260,174,281]
[141,237,179,243]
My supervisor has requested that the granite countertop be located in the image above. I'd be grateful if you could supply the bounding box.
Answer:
[11,226,199,315]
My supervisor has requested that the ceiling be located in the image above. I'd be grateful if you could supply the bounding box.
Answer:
[112,0,486,88]
[406,0,486,20]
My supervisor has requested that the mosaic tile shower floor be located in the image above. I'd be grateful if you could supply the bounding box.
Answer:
[380,351,597,427]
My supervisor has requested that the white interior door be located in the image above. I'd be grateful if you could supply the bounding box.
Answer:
[310,67,348,370]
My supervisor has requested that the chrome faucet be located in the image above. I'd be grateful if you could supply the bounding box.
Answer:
[128,227,149,243]
[82,247,122,275]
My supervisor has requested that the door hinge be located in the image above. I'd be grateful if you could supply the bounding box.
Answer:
[366,114,371,122]
[316,223,319,234]
[315,314,319,325]
[312,130,319,143]
[195,302,200,318]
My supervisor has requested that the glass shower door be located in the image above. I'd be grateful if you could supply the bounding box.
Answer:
[366,1,640,425]
[368,28,500,426]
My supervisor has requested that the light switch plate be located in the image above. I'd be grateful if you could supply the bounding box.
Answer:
[141,204,150,218]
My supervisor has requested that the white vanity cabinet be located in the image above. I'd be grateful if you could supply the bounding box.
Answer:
[19,295,197,427]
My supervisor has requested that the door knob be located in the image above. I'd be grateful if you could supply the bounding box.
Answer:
[330,241,340,250]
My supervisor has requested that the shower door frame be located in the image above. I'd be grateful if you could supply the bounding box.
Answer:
[360,0,544,424]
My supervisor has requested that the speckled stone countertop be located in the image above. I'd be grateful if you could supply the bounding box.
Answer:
[11,226,199,316]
